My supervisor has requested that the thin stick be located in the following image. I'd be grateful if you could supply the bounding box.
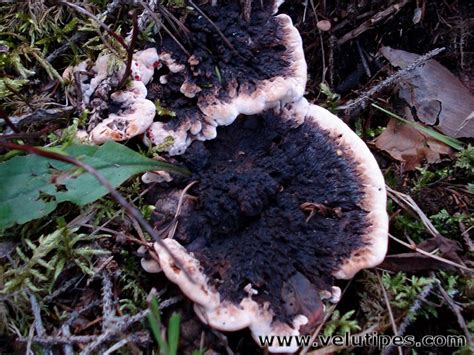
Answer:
[388,233,473,273]
[376,270,402,355]
[0,108,19,133]
[386,186,442,238]
[59,1,129,53]
[138,0,191,56]
[339,47,445,112]
[168,181,197,239]
[188,0,236,52]
[300,281,352,354]
[337,0,411,45]
[117,10,139,90]
[101,271,114,331]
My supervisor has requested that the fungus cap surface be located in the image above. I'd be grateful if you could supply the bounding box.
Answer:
[149,98,388,352]
[144,2,306,155]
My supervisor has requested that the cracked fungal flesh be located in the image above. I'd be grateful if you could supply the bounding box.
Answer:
[148,98,388,352]
[144,0,306,155]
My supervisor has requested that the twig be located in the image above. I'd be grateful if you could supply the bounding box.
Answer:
[437,283,474,349]
[397,280,435,336]
[46,0,122,63]
[376,271,402,355]
[386,186,442,238]
[79,308,150,354]
[19,331,150,345]
[0,108,19,133]
[103,338,129,354]
[28,291,52,354]
[46,32,87,63]
[58,1,129,53]
[28,292,46,339]
[135,0,158,32]
[61,324,74,355]
[43,276,81,303]
[388,233,473,273]
[337,0,412,45]
[383,280,436,355]
[168,181,197,239]
[101,271,114,331]
[137,0,191,56]
[117,10,139,91]
[339,47,445,112]
[84,184,156,237]
[64,300,102,327]
[240,0,252,23]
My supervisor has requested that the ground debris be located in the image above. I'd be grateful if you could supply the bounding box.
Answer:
[381,46,474,138]
[373,117,452,170]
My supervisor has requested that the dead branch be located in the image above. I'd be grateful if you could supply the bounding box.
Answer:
[58,1,129,53]
[101,271,114,332]
[337,0,412,45]
[137,0,191,56]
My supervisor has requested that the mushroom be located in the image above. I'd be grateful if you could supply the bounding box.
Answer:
[89,81,156,143]
[144,1,306,155]
[145,98,388,352]
[65,48,160,143]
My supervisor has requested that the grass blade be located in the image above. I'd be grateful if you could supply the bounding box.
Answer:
[371,103,464,151]
[167,313,181,355]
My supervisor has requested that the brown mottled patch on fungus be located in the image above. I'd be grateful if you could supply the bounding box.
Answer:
[144,1,306,155]
[145,98,388,353]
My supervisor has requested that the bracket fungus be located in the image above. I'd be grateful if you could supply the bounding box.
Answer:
[143,0,306,155]
[62,0,388,351]
[143,98,388,352]
[65,48,160,143]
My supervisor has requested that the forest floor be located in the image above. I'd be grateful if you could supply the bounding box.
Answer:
[0,0,473,354]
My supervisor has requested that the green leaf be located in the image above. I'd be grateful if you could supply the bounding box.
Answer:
[0,141,186,229]
[148,296,169,354]
[167,313,181,355]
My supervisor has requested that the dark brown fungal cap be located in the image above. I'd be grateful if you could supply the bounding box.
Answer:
[149,99,388,352]
[170,103,367,317]
[144,0,306,155]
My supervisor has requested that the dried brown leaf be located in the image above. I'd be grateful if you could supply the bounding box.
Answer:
[381,46,474,138]
[374,118,452,170]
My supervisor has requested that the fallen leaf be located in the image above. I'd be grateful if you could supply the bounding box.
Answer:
[381,46,474,138]
[374,118,452,170]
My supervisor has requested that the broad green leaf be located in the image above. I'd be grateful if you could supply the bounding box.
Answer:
[0,141,186,229]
